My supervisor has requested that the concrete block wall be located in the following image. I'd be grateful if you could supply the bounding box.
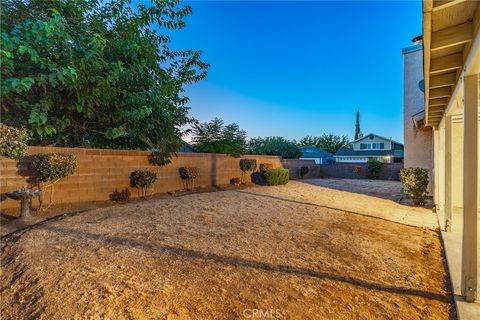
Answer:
[0,147,283,209]
[319,163,403,180]
[281,159,319,179]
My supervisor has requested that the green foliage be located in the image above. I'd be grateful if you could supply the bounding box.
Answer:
[149,146,180,166]
[130,170,157,198]
[239,158,257,183]
[248,136,301,159]
[367,159,383,179]
[299,134,350,155]
[33,153,77,183]
[355,110,361,140]
[192,118,246,157]
[264,168,289,186]
[230,177,241,186]
[0,123,30,160]
[400,167,429,206]
[179,166,199,190]
[1,0,209,165]
[110,188,131,202]
[240,159,257,172]
[300,166,309,179]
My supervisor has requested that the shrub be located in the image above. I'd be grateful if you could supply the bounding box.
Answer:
[0,123,30,160]
[259,163,273,173]
[33,153,77,183]
[400,167,429,206]
[251,172,266,185]
[179,166,199,190]
[230,177,241,186]
[130,170,157,198]
[367,159,383,179]
[32,153,77,208]
[299,166,309,179]
[240,159,257,183]
[110,188,131,202]
[264,168,289,186]
[353,166,362,174]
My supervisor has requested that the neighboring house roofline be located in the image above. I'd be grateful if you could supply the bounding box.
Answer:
[351,133,403,146]
[299,146,333,157]
[180,140,196,151]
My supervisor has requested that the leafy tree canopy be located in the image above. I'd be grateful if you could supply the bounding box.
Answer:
[1,0,208,164]
[248,136,301,159]
[299,134,350,155]
[191,117,247,157]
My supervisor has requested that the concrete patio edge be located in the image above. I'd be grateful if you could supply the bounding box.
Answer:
[440,228,480,319]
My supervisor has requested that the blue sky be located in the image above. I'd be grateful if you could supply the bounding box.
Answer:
[168,1,422,142]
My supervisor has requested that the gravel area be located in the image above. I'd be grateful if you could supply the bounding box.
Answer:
[0,180,453,319]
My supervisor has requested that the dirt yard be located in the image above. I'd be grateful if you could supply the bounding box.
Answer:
[1,179,453,319]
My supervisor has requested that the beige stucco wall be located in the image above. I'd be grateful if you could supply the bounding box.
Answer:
[402,45,434,193]
[451,115,464,210]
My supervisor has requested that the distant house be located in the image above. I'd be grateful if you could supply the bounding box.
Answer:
[179,140,196,152]
[299,146,335,164]
[335,133,404,163]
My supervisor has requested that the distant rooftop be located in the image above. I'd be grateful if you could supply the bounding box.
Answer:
[299,146,333,158]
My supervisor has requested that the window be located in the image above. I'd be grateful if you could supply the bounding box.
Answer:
[360,142,384,150]
[371,143,384,150]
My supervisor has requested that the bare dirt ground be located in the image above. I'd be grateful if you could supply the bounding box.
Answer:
[1,179,453,319]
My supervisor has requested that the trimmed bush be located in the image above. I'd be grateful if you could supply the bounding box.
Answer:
[33,153,77,183]
[230,177,241,186]
[32,153,77,208]
[299,166,309,179]
[179,166,199,190]
[130,170,157,198]
[0,123,30,160]
[400,167,429,206]
[110,188,131,202]
[240,159,257,183]
[367,159,383,179]
[264,168,289,186]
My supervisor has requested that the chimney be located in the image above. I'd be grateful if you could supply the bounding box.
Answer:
[412,35,423,45]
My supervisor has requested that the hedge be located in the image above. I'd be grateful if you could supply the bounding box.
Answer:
[264,168,289,186]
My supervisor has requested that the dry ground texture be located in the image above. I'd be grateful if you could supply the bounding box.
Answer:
[1,179,453,319]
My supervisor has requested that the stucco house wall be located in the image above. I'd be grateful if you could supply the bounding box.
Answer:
[402,43,433,193]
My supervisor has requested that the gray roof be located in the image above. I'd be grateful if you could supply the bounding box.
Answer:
[300,146,333,158]
[335,148,404,158]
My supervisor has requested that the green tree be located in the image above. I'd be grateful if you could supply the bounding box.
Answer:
[299,134,350,154]
[1,0,208,165]
[354,110,361,140]
[191,118,247,157]
[248,136,301,159]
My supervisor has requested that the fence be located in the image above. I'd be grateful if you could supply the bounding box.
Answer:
[0,147,284,209]
[318,163,404,180]
[0,147,403,210]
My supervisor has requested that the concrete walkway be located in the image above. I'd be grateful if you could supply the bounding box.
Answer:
[439,208,480,319]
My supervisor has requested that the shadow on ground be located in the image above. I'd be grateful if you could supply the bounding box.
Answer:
[40,224,450,304]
